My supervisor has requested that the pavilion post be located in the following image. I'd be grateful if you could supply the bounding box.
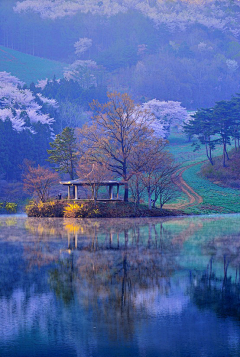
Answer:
[67,186,71,200]
[109,185,113,200]
[74,185,78,200]
[75,233,78,249]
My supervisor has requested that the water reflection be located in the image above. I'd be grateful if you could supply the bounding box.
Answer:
[1,215,240,356]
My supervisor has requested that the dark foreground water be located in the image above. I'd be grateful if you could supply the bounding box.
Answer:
[1,214,240,357]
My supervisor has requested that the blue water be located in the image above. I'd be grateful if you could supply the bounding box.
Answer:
[1,215,240,357]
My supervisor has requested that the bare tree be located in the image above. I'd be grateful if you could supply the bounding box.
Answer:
[77,92,154,201]
[23,161,59,202]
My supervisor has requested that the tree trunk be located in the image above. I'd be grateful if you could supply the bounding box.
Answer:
[223,143,226,167]
[148,192,152,209]
[124,182,128,202]
[225,148,230,161]
[152,192,158,208]
[209,146,213,165]
[206,143,213,165]
[123,162,128,202]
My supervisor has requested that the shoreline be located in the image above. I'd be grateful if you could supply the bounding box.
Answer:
[24,199,185,218]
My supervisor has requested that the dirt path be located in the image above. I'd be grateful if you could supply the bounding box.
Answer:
[166,162,204,210]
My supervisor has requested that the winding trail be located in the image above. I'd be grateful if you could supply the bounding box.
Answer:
[166,162,204,210]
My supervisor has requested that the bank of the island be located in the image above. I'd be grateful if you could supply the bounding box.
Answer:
[25,200,184,218]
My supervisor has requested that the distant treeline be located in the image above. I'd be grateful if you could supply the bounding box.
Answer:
[1,1,240,108]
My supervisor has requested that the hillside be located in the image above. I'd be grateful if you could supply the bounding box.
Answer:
[1,1,240,108]
[0,45,66,84]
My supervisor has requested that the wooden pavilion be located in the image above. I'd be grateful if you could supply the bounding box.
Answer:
[60,179,125,200]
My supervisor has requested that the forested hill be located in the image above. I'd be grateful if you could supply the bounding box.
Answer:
[1,0,240,108]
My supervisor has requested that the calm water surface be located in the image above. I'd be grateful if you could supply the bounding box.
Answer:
[1,214,240,357]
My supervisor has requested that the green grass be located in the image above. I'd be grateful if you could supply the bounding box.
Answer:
[182,163,240,214]
[0,45,66,84]
[167,131,240,213]
[168,130,223,166]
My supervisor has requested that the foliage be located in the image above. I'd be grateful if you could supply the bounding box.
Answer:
[14,0,240,36]
[47,127,78,179]
[25,200,65,217]
[0,72,57,133]
[5,202,18,213]
[74,37,92,56]
[183,108,217,165]
[64,60,106,89]
[40,77,107,111]
[25,199,178,218]
[0,72,56,179]
[0,118,54,181]
[0,2,239,108]
[0,201,18,214]
[183,96,240,166]
[142,99,190,139]
[63,202,100,218]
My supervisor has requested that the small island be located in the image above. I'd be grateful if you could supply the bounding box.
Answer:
[25,199,182,218]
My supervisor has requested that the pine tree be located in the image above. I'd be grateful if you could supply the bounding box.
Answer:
[47,127,78,179]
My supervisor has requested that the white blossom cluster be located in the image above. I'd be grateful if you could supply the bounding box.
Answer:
[14,0,240,35]
[142,99,191,138]
[64,60,98,88]
[136,0,240,35]
[74,38,92,56]
[14,0,129,19]
[0,72,57,133]
[36,78,60,90]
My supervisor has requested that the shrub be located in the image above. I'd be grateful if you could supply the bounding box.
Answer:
[0,201,18,214]
[5,202,17,213]
[63,202,100,218]
[25,200,64,217]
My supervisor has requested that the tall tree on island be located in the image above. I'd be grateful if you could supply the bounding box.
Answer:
[78,92,154,202]
[47,127,78,180]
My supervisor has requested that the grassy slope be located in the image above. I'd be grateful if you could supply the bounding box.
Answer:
[168,131,240,214]
[182,163,240,214]
[0,45,66,84]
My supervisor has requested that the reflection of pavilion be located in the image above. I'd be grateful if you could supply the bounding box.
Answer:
[60,179,125,200]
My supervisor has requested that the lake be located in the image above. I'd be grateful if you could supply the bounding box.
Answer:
[1,214,240,357]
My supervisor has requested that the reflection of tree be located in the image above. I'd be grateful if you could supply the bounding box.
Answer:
[22,216,204,340]
[48,221,181,340]
[190,234,240,321]
[190,268,240,321]
[202,234,240,283]
[49,255,75,304]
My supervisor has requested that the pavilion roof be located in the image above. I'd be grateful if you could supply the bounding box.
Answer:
[60,179,125,186]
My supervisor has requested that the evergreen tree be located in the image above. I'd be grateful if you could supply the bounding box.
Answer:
[213,101,236,167]
[183,108,218,165]
[47,127,78,180]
